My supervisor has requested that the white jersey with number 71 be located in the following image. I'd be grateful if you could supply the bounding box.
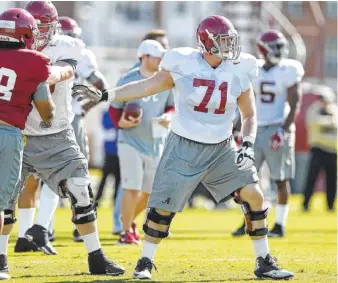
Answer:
[160,47,258,144]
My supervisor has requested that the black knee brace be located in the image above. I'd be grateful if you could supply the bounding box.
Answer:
[241,202,268,236]
[66,182,97,225]
[4,209,16,225]
[72,204,97,225]
[143,208,175,238]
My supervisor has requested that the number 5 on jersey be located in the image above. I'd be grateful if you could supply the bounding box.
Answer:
[260,81,276,103]
[193,78,228,114]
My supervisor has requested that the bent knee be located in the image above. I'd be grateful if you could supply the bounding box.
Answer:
[66,177,91,207]
[143,208,175,239]
[240,183,264,206]
[66,177,96,224]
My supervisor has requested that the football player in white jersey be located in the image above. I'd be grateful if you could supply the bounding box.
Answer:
[30,16,110,244]
[3,1,124,277]
[74,15,294,280]
[232,30,304,238]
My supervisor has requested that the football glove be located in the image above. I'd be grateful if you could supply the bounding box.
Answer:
[72,84,108,104]
[270,128,285,151]
[236,140,255,171]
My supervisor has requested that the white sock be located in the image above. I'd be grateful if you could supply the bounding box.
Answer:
[82,232,101,254]
[252,237,269,259]
[18,208,36,238]
[275,204,289,227]
[35,184,59,230]
[0,235,9,255]
[48,216,54,234]
[141,240,159,261]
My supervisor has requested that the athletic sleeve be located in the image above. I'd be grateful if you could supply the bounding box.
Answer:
[32,81,52,101]
[76,49,99,79]
[56,59,77,71]
[108,106,122,127]
[285,60,304,88]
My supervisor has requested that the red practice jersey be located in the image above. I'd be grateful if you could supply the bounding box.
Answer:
[0,48,50,129]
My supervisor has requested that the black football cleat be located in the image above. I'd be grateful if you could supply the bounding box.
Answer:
[0,254,10,280]
[133,257,157,280]
[231,221,246,237]
[88,249,125,276]
[48,230,55,242]
[73,229,83,243]
[0,255,8,273]
[268,224,285,238]
[254,254,294,280]
[14,237,39,253]
[25,224,57,255]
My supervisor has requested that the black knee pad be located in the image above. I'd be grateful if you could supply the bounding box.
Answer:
[4,209,16,225]
[72,204,97,225]
[143,208,175,239]
[240,202,268,236]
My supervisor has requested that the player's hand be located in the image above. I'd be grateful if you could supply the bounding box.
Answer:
[72,84,108,104]
[270,128,285,151]
[235,141,255,171]
[157,113,171,128]
[118,111,141,129]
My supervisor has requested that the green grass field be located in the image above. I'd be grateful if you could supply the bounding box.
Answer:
[7,193,337,283]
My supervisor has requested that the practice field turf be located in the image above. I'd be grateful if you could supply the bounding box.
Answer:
[7,193,336,283]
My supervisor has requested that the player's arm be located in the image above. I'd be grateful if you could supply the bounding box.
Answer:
[87,70,108,91]
[107,69,174,102]
[81,71,108,113]
[233,110,242,146]
[235,85,257,170]
[282,82,301,132]
[237,85,257,144]
[33,82,56,124]
[47,59,76,85]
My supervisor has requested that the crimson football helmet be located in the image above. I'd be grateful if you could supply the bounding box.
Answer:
[0,8,39,50]
[196,15,240,60]
[58,16,82,38]
[257,30,289,64]
[24,1,58,50]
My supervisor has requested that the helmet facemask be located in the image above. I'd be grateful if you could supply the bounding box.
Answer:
[261,38,289,64]
[29,27,40,50]
[204,29,241,60]
[36,19,58,47]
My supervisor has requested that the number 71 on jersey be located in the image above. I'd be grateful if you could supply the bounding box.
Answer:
[193,78,228,114]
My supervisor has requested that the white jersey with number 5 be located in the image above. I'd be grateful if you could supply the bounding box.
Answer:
[160,48,258,144]
[253,59,304,127]
[23,35,85,136]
